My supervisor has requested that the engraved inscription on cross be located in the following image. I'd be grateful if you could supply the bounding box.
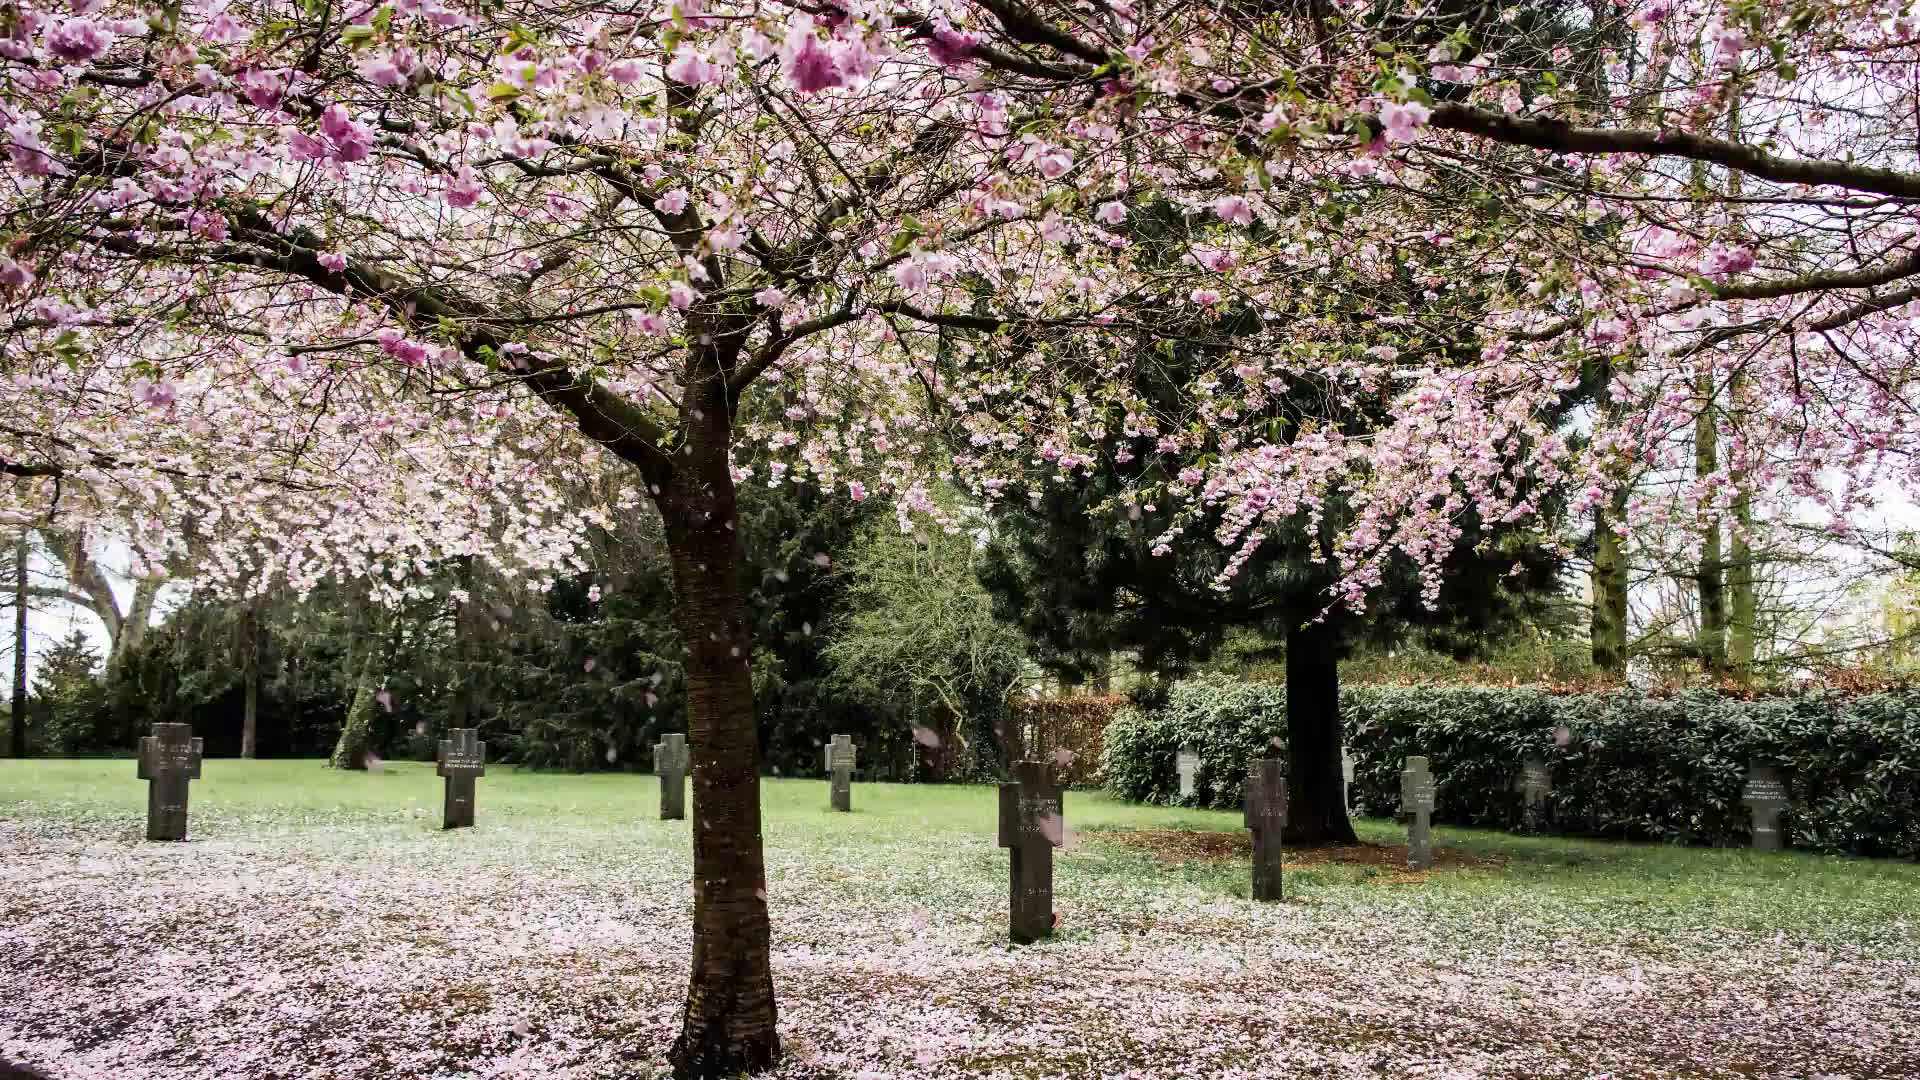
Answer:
[1176,745,1200,799]
[1400,755,1437,871]
[654,733,689,820]
[436,727,486,830]
[997,760,1063,945]
[1243,757,1288,902]
[137,723,203,842]
[1741,764,1789,851]
[824,734,856,812]
[1514,756,1552,834]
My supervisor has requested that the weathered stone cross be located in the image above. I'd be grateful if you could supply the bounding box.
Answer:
[998,760,1063,944]
[654,733,689,820]
[1176,745,1200,799]
[1400,755,1437,871]
[136,723,202,841]
[436,727,486,830]
[1514,756,1552,834]
[1741,764,1789,851]
[824,734,856,812]
[1243,757,1288,901]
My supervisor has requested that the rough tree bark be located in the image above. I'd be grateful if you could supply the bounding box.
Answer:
[1590,350,1631,680]
[1283,620,1357,845]
[1695,368,1726,674]
[657,364,779,1078]
[329,634,379,770]
[10,529,26,758]
[240,599,260,759]
[1727,476,1757,680]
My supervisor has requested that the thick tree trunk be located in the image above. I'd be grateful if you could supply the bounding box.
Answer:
[240,601,259,759]
[10,530,27,758]
[329,646,379,770]
[1694,371,1726,674]
[659,389,779,1078]
[449,555,474,739]
[1590,491,1630,679]
[1727,488,1756,680]
[1282,620,1357,845]
[241,661,259,759]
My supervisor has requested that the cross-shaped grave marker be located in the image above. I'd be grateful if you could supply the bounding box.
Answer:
[1176,744,1200,799]
[436,728,486,829]
[824,734,856,812]
[1513,756,1552,834]
[1243,757,1288,901]
[136,723,202,841]
[654,733,689,820]
[1741,764,1789,851]
[997,760,1063,944]
[1400,755,1437,871]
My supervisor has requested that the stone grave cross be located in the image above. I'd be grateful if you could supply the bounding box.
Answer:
[436,728,486,829]
[1741,764,1789,851]
[136,722,203,841]
[654,733,689,820]
[1514,756,1552,834]
[1243,757,1288,901]
[824,734,856,812]
[1176,745,1200,799]
[1400,755,1437,871]
[997,760,1064,944]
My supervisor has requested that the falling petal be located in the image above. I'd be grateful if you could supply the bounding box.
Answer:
[1052,748,1075,768]
[911,906,931,930]
[1553,726,1573,747]
[1038,812,1064,847]
[802,621,812,636]
[646,692,659,708]
[512,1019,531,1038]
[912,727,941,748]
[812,552,830,567]
[365,752,384,773]
[414,719,427,736]
[375,689,393,712]
[584,657,596,673]
[605,745,618,764]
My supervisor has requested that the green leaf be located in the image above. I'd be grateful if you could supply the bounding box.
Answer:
[487,82,522,103]
[341,25,376,45]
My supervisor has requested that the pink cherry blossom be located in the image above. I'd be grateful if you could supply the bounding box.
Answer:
[1214,195,1252,225]
[666,45,723,87]
[1378,100,1432,143]
[781,17,841,94]
[45,18,111,63]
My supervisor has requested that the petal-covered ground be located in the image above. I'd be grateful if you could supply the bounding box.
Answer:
[3,761,1917,1079]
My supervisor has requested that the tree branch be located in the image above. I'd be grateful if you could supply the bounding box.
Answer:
[1429,104,1920,202]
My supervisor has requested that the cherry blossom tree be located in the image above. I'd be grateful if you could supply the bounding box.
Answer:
[5,0,1920,1073]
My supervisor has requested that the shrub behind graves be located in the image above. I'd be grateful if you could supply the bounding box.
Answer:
[1106,682,1920,858]
[1102,677,1287,808]
[1007,696,1120,786]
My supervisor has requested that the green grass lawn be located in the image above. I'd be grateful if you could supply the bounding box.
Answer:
[4,758,1918,1078]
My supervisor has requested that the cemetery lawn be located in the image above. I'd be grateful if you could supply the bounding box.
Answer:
[3,761,1917,1079]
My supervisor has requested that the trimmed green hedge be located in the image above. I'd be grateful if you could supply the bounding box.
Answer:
[1103,679,1920,859]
